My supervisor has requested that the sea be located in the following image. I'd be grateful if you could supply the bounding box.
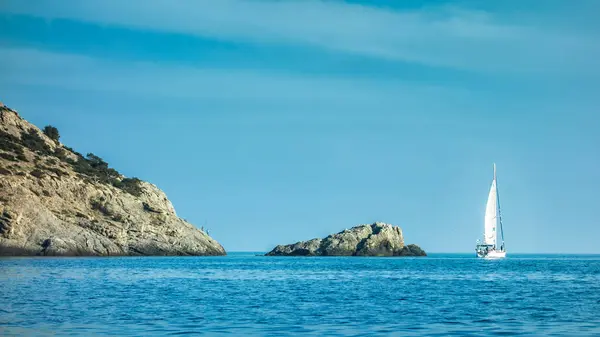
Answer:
[1,253,599,336]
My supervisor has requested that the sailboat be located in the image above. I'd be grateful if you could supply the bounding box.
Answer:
[476,163,506,258]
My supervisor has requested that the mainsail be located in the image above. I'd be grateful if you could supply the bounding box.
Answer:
[484,165,498,245]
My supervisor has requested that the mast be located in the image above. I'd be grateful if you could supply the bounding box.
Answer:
[495,163,505,251]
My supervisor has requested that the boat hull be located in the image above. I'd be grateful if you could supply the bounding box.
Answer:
[477,250,506,259]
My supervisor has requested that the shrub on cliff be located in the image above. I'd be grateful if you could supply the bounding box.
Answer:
[20,129,52,155]
[112,178,143,197]
[68,153,142,196]
[46,158,58,166]
[72,153,120,183]
[63,146,83,158]
[35,163,68,178]
[0,130,27,161]
[30,169,45,178]
[3,125,143,197]
[0,153,18,162]
[53,148,68,161]
[90,198,112,216]
[43,126,60,143]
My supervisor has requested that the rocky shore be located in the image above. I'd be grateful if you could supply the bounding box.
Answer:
[0,102,225,256]
[266,222,426,257]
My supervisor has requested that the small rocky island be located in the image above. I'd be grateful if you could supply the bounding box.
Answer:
[0,102,225,256]
[266,222,426,257]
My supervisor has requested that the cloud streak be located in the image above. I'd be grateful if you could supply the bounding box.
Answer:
[2,0,599,75]
[0,46,471,109]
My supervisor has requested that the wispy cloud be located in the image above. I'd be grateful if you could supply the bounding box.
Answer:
[0,46,470,108]
[2,0,599,75]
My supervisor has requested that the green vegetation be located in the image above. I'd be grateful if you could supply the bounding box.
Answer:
[35,163,68,178]
[69,153,143,196]
[20,129,52,155]
[45,158,58,166]
[72,153,121,184]
[30,169,45,179]
[63,146,83,157]
[90,198,112,216]
[0,130,27,161]
[0,153,18,162]
[53,148,69,161]
[113,178,144,197]
[43,125,60,143]
[0,123,144,196]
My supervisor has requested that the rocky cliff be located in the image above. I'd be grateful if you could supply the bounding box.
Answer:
[266,222,426,257]
[0,102,225,256]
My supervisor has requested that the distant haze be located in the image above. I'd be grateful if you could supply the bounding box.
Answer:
[1,0,599,253]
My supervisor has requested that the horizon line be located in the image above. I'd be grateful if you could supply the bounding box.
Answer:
[227,251,600,255]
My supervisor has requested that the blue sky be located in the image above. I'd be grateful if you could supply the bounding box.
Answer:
[1,0,599,253]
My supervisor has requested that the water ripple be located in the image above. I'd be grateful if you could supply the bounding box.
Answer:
[1,254,599,336]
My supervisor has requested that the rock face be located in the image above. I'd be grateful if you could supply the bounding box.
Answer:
[266,222,426,257]
[0,103,225,256]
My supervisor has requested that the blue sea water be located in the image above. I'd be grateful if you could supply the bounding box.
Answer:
[1,253,599,336]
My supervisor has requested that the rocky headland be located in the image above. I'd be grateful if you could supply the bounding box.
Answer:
[266,222,426,257]
[0,102,225,256]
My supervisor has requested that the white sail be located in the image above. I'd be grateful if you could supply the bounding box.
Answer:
[484,167,498,245]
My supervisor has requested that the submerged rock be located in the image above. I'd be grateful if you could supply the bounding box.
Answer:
[0,103,226,256]
[266,222,426,257]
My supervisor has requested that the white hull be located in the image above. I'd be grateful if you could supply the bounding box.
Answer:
[478,250,506,259]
